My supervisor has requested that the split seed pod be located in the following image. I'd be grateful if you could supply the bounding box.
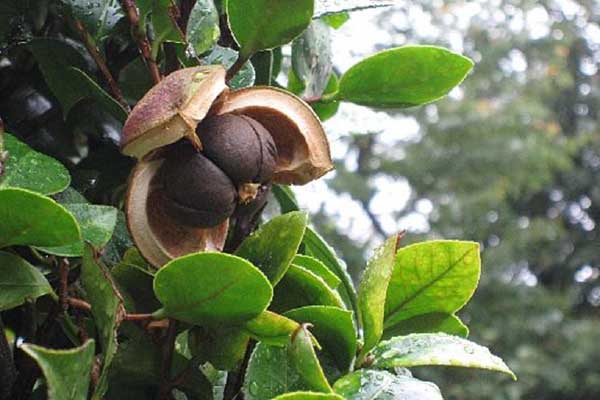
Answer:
[121,65,333,267]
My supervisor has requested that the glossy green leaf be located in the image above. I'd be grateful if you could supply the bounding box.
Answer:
[285,306,356,372]
[153,252,273,325]
[38,203,118,256]
[273,265,345,313]
[0,188,80,248]
[293,255,341,289]
[337,46,474,108]
[101,211,134,265]
[252,50,275,85]
[383,313,469,339]
[371,333,516,379]
[112,262,159,313]
[292,20,332,98]
[202,45,256,89]
[289,325,332,393]
[62,0,123,40]
[272,184,300,213]
[320,12,349,29]
[245,311,300,346]
[272,393,344,400]
[357,234,400,362]
[188,325,249,370]
[0,251,56,311]
[28,39,127,122]
[333,369,443,400]
[186,0,220,57]
[227,0,314,57]
[236,211,308,285]
[151,0,184,51]
[81,244,125,399]
[314,1,394,17]
[0,133,70,195]
[303,227,357,313]
[384,240,480,330]
[20,340,95,400]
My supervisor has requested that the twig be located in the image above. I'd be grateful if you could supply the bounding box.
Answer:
[124,313,154,321]
[224,341,255,400]
[59,258,70,312]
[120,0,162,84]
[159,319,178,400]
[73,18,130,110]
[226,53,250,81]
[66,298,92,312]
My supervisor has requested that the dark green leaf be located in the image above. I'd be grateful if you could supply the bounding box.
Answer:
[292,20,332,98]
[0,251,56,311]
[293,255,341,289]
[236,211,308,285]
[383,313,469,339]
[251,50,275,86]
[0,133,70,195]
[119,58,154,103]
[273,265,345,313]
[357,234,399,362]
[371,333,516,379]
[288,325,332,393]
[314,1,394,18]
[272,393,343,400]
[285,306,356,372]
[153,252,273,325]
[337,46,474,108]
[244,311,300,346]
[101,211,134,265]
[28,39,128,122]
[186,0,220,57]
[21,340,95,400]
[333,369,443,400]
[81,244,125,399]
[112,262,160,313]
[62,0,124,40]
[303,227,357,313]
[38,203,118,256]
[151,0,184,51]
[202,45,256,89]
[384,240,480,330]
[311,74,340,121]
[188,326,249,370]
[272,184,300,213]
[0,188,80,248]
[227,0,314,57]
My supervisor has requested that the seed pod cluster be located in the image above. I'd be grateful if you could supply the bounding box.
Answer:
[159,114,278,228]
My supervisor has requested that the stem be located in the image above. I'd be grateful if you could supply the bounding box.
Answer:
[303,91,338,104]
[73,18,130,111]
[59,258,70,312]
[120,0,162,84]
[124,313,154,321]
[226,53,250,81]
[0,316,16,400]
[66,298,92,312]
[223,341,255,400]
[159,319,177,400]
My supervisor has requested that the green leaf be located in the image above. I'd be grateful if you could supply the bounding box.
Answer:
[119,58,154,103]
[244,311,300,346]
[0,188,80,248]
[38,203,118,256]
[272,393,344,400]
[311,74,340,121]
[383,313,469,339]
[0,133,70,195]
[371,333,516,379]
[151,0,184,51]
[186,0,220,57]
[188,325,249,370]
[251,50,275,85]
[337,46,474,108]
[202,45,256,89]
[320,13,349,29]
[0,251,56,311]
[384,240,481,330]
[112,262,160,313]
[62,0,124,40]
[292,20,332,98]
[20,340,95,400]
[101,211,134,265]
[28,39,128,122]
[153,252,273,325]
[333,369,443,400]
[303,227,357,313]
[285,306,356,372]
[289,325,332,393]
[293,255,341,289]
[81,244,125,399]
[236,211,308,285]
[272,265,345,313]
[357,234,400,362]
[227,0,314,57]
[314,1,394,17]
[272,184,300,213]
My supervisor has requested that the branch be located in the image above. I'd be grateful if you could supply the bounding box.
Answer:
[66,298,92,312]
[73,19,130,111]
[120,0,162,84]
[159,320,178,400]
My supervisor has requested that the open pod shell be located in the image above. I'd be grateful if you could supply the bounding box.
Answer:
[122,67,333,267]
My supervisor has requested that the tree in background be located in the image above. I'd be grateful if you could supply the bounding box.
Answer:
[315,1,600,399]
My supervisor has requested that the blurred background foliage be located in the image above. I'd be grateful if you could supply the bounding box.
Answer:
[307,1,600,399]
